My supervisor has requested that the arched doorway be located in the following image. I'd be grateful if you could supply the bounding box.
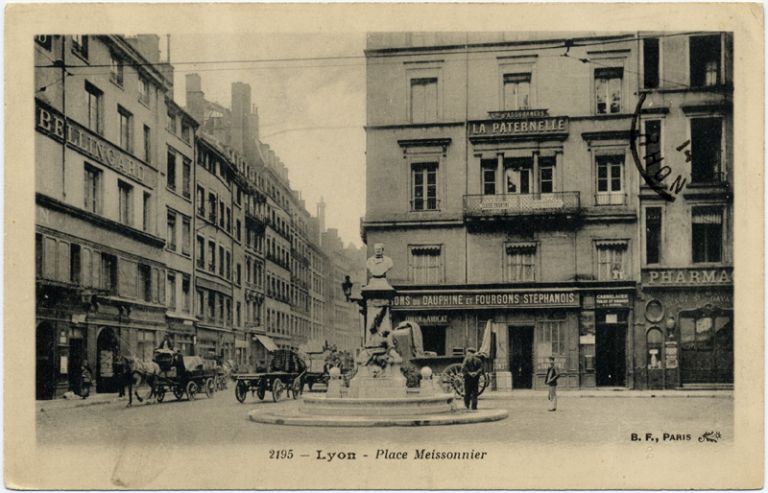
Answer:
[96,327,119,393]
[36,323,56,400]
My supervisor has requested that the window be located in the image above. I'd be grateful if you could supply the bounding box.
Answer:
[138,264,152,302]
[101,253,117,295]
[236,302,242,327]
[690,35,721,87]
[85,82,102,134]
[182,158,191,198]
[207,290,216,319]
[138,76,150,105]
[167,109,176,134]
[109,54,124,86]
[118,106,132,152]
[181,217,191,255]
[143,125,152,163]
[182,124,192,144]
[218,293,224,320]
[595,154,625,205]
[118,180,133,225]
[196,288,204,317]
[410,77,438,123]
[142,192,151,232]
[595,67,623,114]
[503,157,532,194]
[537,321,565,369]
[208,241,216,272]
[504,244,536,282]
[167,211,176,251]
[645,207,663,264]
[219,200,226,228]
[196,235,205,268]
[83,164,102,213]
[647,328,664,369]
[166,148,176,191]
[70,244,81,284]
[692,207,723,263]
[219,246,225,276]
[71,35,88,58]
[208,193,217,223]
[503,73,531,110]
[236,263,242,285]
[408,245,443,284]
[226,298,232,325]
[643,120,663,176]
[236,219,242,241]
[411,163,438,210]
[182,275,190,313]
[137,331,155,362]
[596,241,628,280]
[167,273,176,310]
[226,206,232,232]
[196,186,205,216]
[539,156,555,193]
[481,159,497,195]
[226,251,231,280]
[246,258,252,283]
[690,118,722,183]
[643,38,660,89]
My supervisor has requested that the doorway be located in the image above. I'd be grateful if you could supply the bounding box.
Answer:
[509,325,534,389]
[596,324,626,386]
[36,323,56,400]
[68,338,85,393]
[96,327,119,393]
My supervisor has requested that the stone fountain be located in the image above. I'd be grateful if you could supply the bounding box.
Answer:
[249,244,508,427]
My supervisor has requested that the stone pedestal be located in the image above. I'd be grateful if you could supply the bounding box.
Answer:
[494,371,513,391]
[348,363,407,398]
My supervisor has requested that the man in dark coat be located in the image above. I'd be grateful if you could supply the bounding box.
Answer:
[461,347,483,410]
[545,356,561,411]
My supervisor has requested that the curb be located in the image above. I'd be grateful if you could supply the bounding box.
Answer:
[479,391,733,400]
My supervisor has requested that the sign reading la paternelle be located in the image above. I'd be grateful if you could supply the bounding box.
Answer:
[469,116,568,138]
[393,290,578,310]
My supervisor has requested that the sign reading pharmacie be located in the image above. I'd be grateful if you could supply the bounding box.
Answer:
[35,99,148,184]
[469,109,568,139]
[393,290,579,310]
[643,267,732,286]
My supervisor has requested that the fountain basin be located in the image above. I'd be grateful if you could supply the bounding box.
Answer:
[300,393,455,416]
[249,407,509,427]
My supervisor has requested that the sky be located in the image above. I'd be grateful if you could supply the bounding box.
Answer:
[166,33,368,247]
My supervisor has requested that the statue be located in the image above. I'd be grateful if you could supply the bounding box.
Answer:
[365,243,394,289]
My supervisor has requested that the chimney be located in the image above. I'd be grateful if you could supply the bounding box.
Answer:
[317,198,326,234]
[230,82,251,155]
[185,73,205,122]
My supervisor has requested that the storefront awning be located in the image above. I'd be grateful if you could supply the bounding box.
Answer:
[253,334,278,352]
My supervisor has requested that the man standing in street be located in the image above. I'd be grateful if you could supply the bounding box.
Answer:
[545,356,561,411]
[461,347,483,411]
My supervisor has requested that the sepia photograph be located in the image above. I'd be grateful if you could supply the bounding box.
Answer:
[6,3,764,490]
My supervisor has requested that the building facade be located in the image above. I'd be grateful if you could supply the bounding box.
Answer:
[362,32,733,390]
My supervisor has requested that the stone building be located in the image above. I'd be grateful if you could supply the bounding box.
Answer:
[362,32,734,390]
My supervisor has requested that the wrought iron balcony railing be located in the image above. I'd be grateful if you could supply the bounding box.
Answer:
[463,192,580,218]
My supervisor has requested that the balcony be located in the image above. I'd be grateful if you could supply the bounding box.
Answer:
[463,192,580,220]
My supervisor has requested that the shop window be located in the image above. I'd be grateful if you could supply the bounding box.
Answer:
[692,207,723,263]
[503,73,531,110]
[110,54,124,87]
[85,81,102,135]
[84,163,102,214]
[71,35,88,59]
[118,180,133,226]
[408,245,443,284]
[643,38,660,89]
[118,106,132,152]
[101,253,117,295]
[595,67,623,114]
[690,34,721,87]
[167,272,176,310]
[645,207,663,264]
[595,241,628,280]
[166,210,176,251]
[536,320,565,369]
[595,154,625,205]
[504,243,536,282]
[411,163,438,210]
[690,117,722,183]
[410,77,438,123]
[138,264,152,302]
[646,327,664,369]
[539,156,555,193]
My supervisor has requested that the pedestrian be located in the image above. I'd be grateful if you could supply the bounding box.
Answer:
[80,361,93,399]
[114,356,126,398]
[461,347,483,411]
[545,356,561,411]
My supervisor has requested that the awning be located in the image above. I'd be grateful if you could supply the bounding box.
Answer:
[253,334,278,352]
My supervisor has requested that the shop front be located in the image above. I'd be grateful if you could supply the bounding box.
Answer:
[636,267,733,389]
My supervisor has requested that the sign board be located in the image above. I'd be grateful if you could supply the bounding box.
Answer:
[60,355,68,374]
[596,293,630,307]
[404,314,449,325]
[489,109,549,120]
[664,341,679,369]
[469,116,568,139]
[99,350,114,377]
[393,290,578,310]
[579,334,595,345]
[643,268,732,286]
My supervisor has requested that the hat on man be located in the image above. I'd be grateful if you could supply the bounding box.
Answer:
[466,347,477,354]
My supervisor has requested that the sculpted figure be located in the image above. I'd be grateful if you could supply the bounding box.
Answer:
[366,243,393,280]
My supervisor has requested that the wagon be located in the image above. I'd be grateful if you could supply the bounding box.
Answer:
[234,349,306,403]
[410,354,491,397]
[150,350,217,402]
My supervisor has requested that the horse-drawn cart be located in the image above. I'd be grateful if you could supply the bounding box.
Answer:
[150,350,216,402]
[234,349,306,403]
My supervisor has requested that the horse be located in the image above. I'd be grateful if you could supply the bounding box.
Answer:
[124,356,162,405]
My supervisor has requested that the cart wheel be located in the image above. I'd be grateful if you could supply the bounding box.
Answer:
[155,387,166,403]
[477,372,490,396]
[441,363,465,397]
[291,377,303,399]
[256,383,266,401]
[186,381,199,400]
[235,381,248,403]
[173,385,185,401]
[204,378,215,398]
[272,379,285,402]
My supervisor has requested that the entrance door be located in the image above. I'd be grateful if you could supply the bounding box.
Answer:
[509,326,533,389]
[596,324,626,386]
[68,338,85,393]
[36,323,56,400]
[96,327,119,393]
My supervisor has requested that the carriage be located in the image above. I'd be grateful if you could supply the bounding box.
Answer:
[234,349,306,403]
[300,344,355,391]
[148,349,217,402]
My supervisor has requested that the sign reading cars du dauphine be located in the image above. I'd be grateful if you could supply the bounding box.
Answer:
[393,290,579,310]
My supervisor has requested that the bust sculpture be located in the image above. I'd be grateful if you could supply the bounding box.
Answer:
[366,243,394,280]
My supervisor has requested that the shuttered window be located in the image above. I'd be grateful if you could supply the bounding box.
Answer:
[504,243,536,282]
[408,245,443,284]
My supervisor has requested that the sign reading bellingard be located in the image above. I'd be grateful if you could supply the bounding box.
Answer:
[393,290,578,310]
[469,116,568,138]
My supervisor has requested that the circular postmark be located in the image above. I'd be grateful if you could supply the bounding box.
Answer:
[629,93,677,202]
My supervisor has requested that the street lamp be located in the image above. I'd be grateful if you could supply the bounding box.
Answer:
[340,275,366,348]
[341,275,354,302]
